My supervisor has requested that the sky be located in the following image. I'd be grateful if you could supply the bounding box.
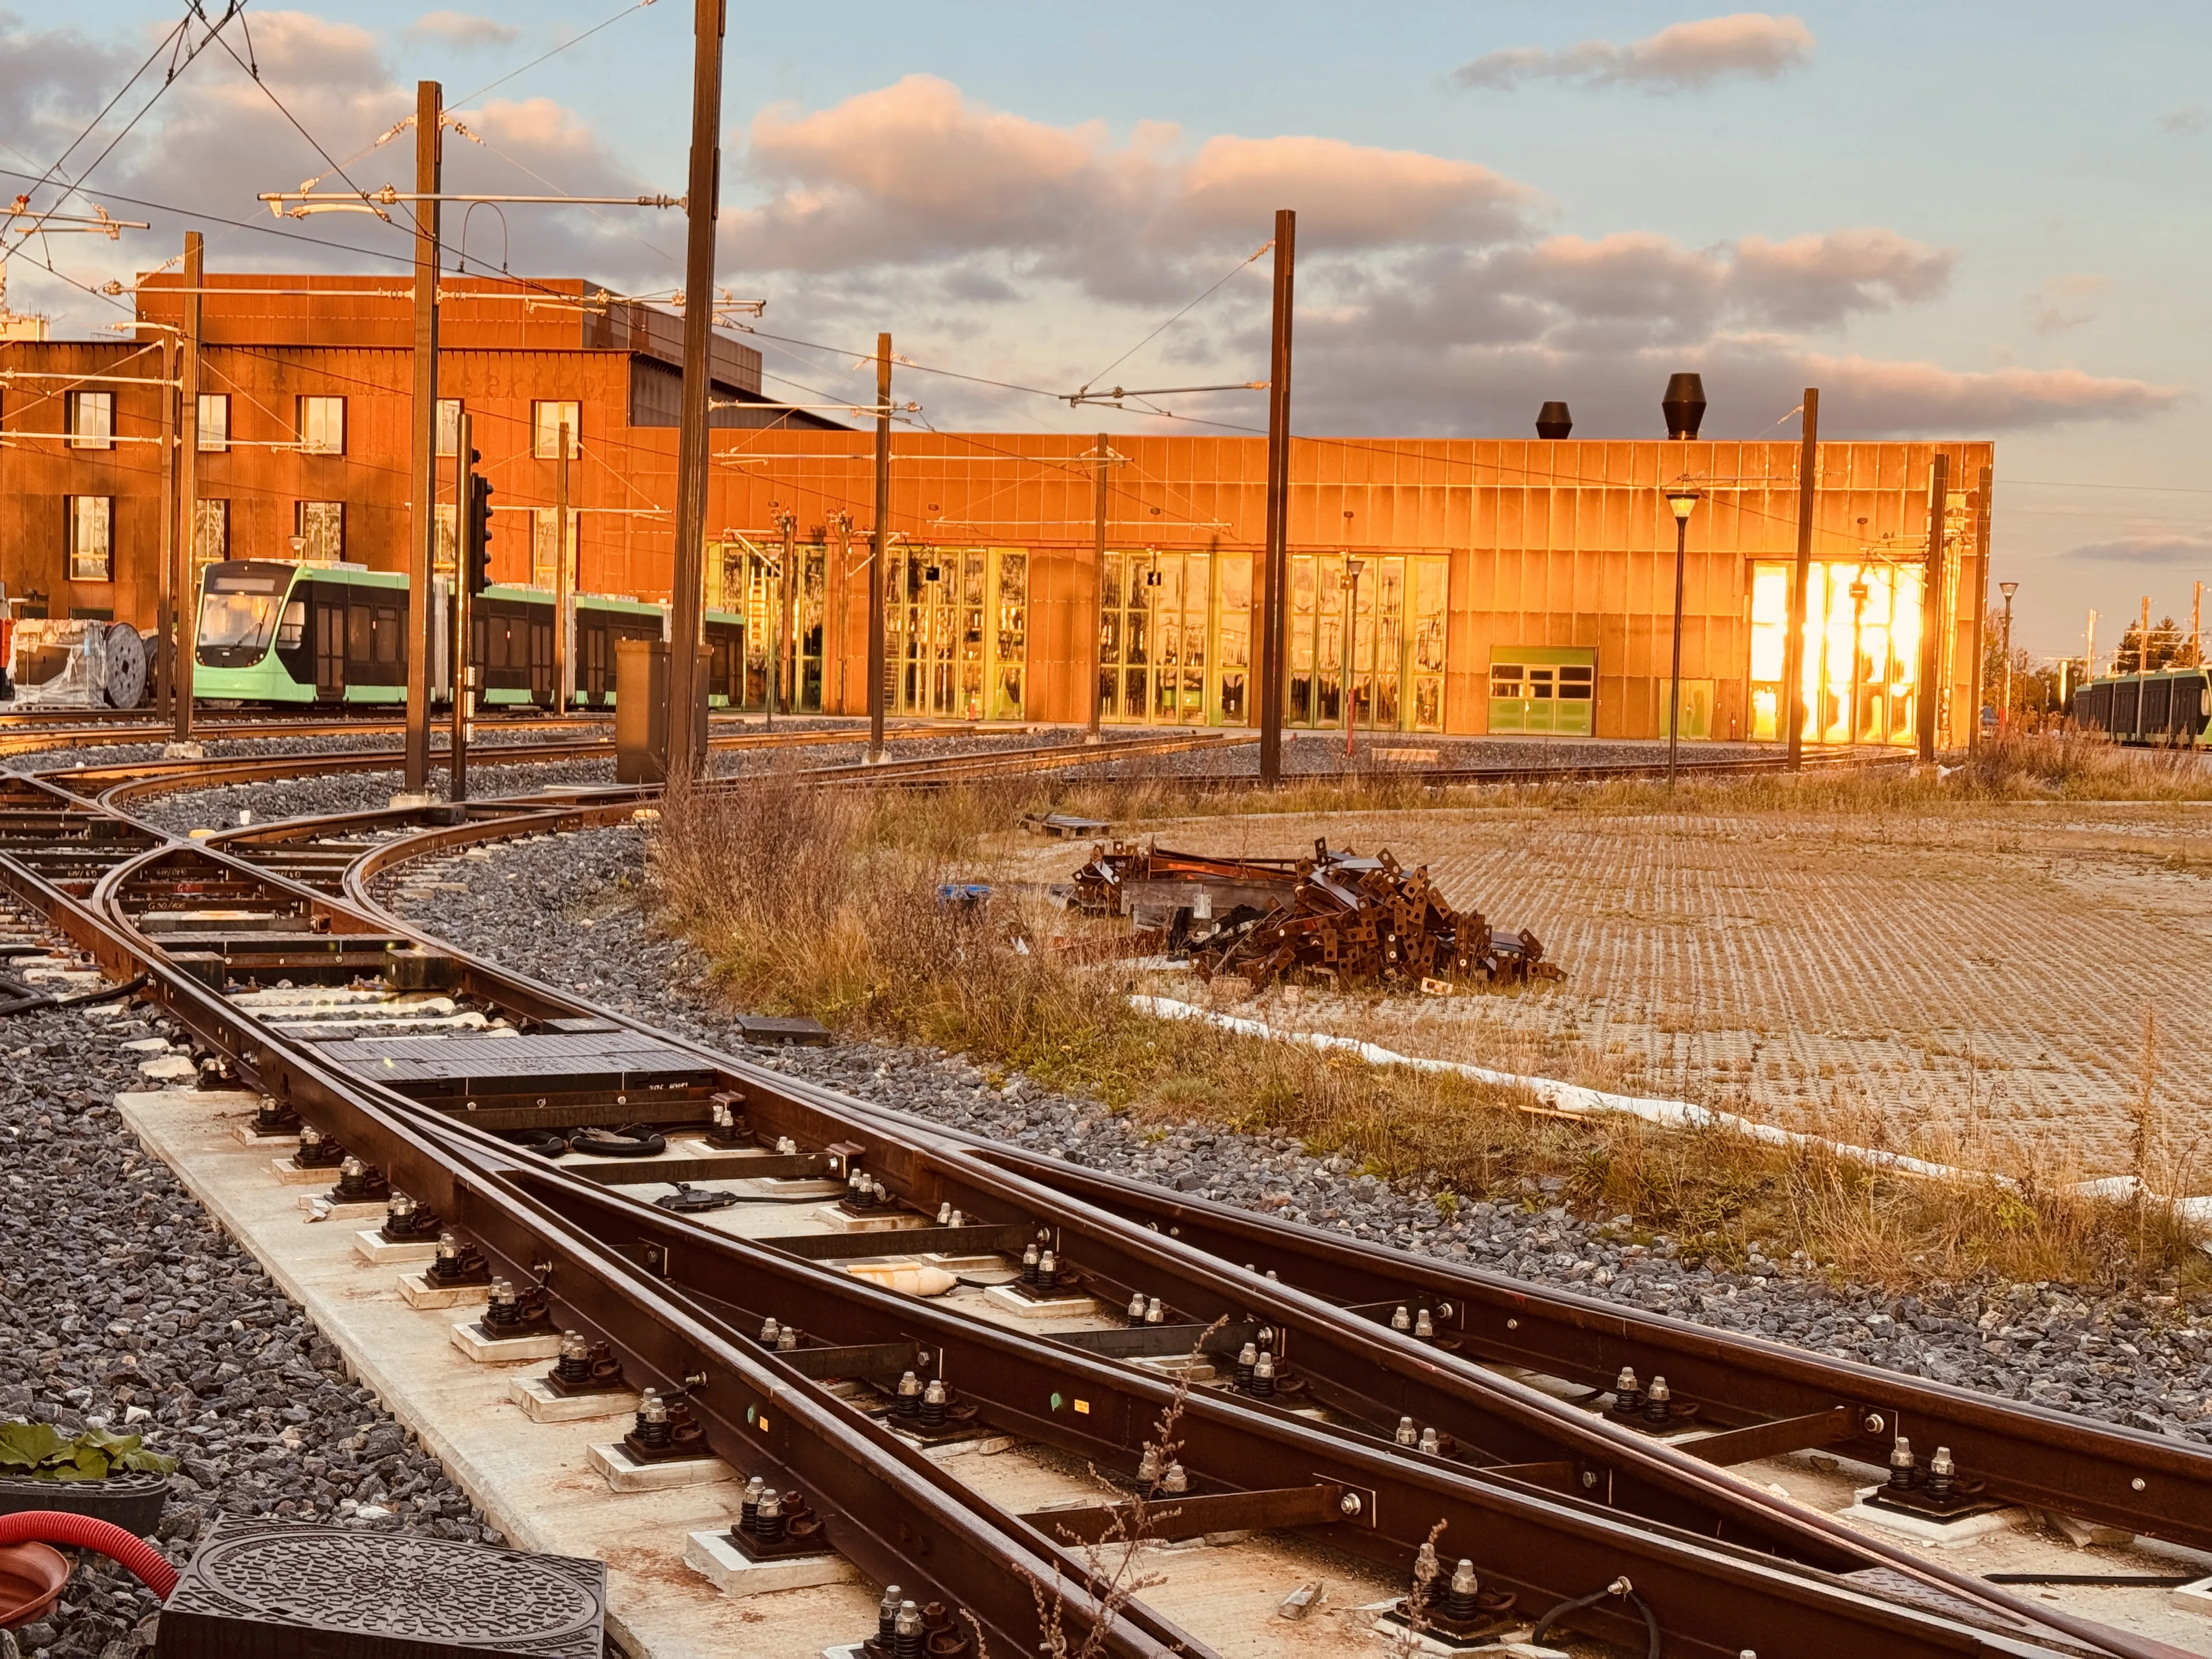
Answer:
[4,1,2210,657]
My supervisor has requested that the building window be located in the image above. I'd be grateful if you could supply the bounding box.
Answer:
[434,504,458,575]
[296,500,345,564]
[531,508,580,589]
[193,499,229,571]
[67,391,114,450]
[68,496,114,581]
[436,399,464,457]
[197,394,229,452]
[297,396,345,455]
[532,400,580,459]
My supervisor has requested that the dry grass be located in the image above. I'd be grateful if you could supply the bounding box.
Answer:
[647,757,2209,1293]
[1030,732,2212,828]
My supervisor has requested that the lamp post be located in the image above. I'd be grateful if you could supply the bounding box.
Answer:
[1663,486,1701,785]
[1341,556,1364,759]
[1998,580,2018,735]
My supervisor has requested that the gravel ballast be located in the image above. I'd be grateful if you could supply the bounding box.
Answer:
[0,992,493,1658]
[379,822,2212,1450]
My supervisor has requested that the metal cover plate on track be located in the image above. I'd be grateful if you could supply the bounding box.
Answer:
[318,1029,715,1093]
[733,1013,832,1046]
[154,1517,606,1657]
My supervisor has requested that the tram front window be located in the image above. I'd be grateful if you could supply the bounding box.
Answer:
[196,569,286,658]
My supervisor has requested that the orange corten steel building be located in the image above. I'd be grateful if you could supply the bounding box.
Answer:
[0,271,1993,744]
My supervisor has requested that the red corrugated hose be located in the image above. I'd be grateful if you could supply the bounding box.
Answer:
[0,1513,178,1598]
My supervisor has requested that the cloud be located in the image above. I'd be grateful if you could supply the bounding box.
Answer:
[2065,535,2212,565]
[2157,106,2209,137]
[731,75,1534,297]
[407,11,522,49]
[1452,13,1813,94]
[2027,273,2109,334]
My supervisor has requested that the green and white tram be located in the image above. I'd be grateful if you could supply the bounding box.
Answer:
[191,561,752,708]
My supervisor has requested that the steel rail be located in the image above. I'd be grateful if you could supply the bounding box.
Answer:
[0,800,1183,1658]
[52,820,2135,1659]
[2,748,2186,1659]
[298,786,2212,1659]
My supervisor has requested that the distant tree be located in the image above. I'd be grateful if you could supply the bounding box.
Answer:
[2114,616,2187,674]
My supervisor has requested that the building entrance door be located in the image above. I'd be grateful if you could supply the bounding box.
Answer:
[886,548,1028,719]
[1286,554,1447,732]
[1097,551,1251,726]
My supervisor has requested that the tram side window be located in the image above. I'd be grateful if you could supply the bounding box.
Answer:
[276,599,306,651]
[347,603,371,664]
[374,606,400,664]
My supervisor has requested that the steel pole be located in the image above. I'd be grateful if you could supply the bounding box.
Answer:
[2002,594,2013,732]
[1258,208,1296,785]
[404,79,442,791]
[450,413,471,801]
[1342,564,1358,760]
[1917,454,1948,763]
[1667,515,1687,786]
[1089,432,1107,741]
[554,419,570,716]
[664,0,725,784]
[868,334,890,760]
[1784,387,1818,764]
[172,232,202,743]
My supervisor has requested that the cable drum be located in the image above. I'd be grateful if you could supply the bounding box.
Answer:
[101,624,148,709]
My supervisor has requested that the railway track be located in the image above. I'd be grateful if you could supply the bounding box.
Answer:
[0,734,2199,1659]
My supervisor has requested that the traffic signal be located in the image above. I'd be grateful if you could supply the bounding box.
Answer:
[465,473,494,595]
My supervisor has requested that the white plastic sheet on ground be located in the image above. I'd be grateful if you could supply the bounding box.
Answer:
[1130,994,2212,1230]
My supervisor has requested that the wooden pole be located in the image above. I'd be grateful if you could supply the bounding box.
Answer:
[1784,388,1819,765]
[868,333,890,760]
[1917,454,1948,763]
[1090,432,1108,741]
[2140,593,2152,676]
[554,418,570,715]
[664,0,725,783]
[173,232,202,743]
[778,506,797,724]
[404,79,442,791]
[156,329,177,724]
[1258,209,1296,785]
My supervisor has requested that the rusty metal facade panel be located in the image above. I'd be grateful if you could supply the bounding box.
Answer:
[5,288,1994,737]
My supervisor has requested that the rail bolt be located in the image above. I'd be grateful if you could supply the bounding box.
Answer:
[759,1317,781,1346]
[1159,1461,1187,1497]
[1418,1427,1441,1456]
[1235,1343,1258,1392]
[1126,1291,1148,1323]
[1444,1559,1481,1623]
[755,1487,786,1544]
[878,1584,902,1643]
[1144,1297,1164,1325]
[1888,1435,1918,1489]
[919,1379,949,1429]
[1390,1306,1412,1334]
[555,1330,591,1387]
[1414,1309,1435,1341]
[893,1599,923,1659]
[1035,1250,1058,1293]
[895,1370,923,1419]
[1019,1243,1040,1285]
[634,1389,672,1449]
[1926,1445,1956,1502]
[740,1475,765,1533]
[1338,1492,1362,1517]
[1643,1375,1673,1425]
[1394,1417,1418,1447]
[1251,1351,1277,1398]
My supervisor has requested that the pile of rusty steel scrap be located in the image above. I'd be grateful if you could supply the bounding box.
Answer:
[1068,837,1560,990]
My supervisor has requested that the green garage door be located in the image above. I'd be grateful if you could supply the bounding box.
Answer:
[1490,645,1595,735]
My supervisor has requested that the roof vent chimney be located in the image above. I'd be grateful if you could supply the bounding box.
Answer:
[1535,401,1572,439]
[1662,373,1706,440]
